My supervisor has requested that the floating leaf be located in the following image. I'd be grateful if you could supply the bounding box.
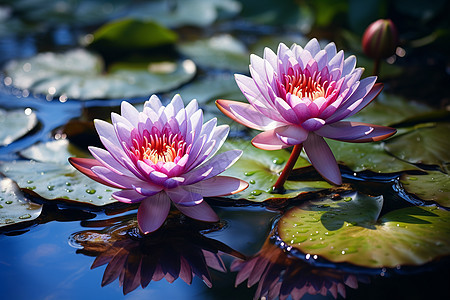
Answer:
[0,140,118,206]
[3,49,196,100]
[0,175,42,227]
[347,93,435,127]
[401,172,450,208]
[277,192,450,268]
[127,0,242,27]
[220,139,331,202]
[177,34,249,72]
[384,123,450,170]
[88,18,177,51]
[325,140,420,173]
[0,108,38,146]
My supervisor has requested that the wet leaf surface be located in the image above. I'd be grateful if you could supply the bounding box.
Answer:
[277,192,450,268]
[177,34,249,72]
[0,108,38,146]
[0,140,118,206]
[0,174,43,227]
[384,122,450,170]
[401,171,450,208]
[3,49,196,100]
[220,139,331,202]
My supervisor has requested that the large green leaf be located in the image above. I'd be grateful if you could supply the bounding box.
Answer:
[277,192,450,268]
[325,140,421,173]
[3,49,196,100]
[88,18,177,50]
[0,140,118,206]
[220,139,331,202]
[177,34,249,72]
[0,108,38,146]
[401,172,450,208]
[0,175,42,228]
[384,123,450,170]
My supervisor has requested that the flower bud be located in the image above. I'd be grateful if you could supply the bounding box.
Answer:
[362,19,399,59]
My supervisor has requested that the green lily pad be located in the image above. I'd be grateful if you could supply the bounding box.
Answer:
[220,139,331,202]
[0,175,43,227]
[384,123,450,171]
[401,172,450,208]
[347,93,435,127]
[177,34,250,72]
[88,18,177,51]
[277,192,450,268]
[325,140,420,173]
[3,48,196,100]
[0,140,118,206]
[0,108,38,146]
[127,0,241,27]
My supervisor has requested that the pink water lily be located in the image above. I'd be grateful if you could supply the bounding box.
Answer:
[217,38,396,187]
[70,94,248,234]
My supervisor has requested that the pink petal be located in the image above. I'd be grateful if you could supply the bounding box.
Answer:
[275,125,308,145]
[91,165,142,189]
[324,42,337,61]
[144,94,163,112]
[174,201,219,222]
[273,97,299,123]
[302,118,326,131]
[304,38,321,56]
[235,73,274,110]
[342,55,357,77]
[216,100,281,131]
[120,101,140,128]
[88,146,133,177]
[166,186,203,206]
[186,176,249,197]
[344,82,384,119]
[316,121,396,142]
[133,181,163,196]
[112,189,147,203]
[303,133,342,185]
[137,192,171,234]
[251,128,290,150]
[68,157,117,188]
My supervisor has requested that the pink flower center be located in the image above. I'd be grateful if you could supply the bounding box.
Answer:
[283,73,326,101]
[131,130,188,164]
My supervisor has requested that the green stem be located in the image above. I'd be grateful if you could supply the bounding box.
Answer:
[271,144,303,194]
[373,58,381,77]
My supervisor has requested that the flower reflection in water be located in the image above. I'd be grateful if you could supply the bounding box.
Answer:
[231,236,368,300]
[70,212,245,295]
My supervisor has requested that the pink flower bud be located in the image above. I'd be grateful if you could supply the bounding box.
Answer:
[362,19,399,59]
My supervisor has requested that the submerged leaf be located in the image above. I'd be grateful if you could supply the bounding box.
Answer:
[220,139,331,202]
[0,108,38,146]
[3,49,196,100]
[277,192,450,268]
[401,172,450,208]
[0,140,118,206]
[0,175,42,228]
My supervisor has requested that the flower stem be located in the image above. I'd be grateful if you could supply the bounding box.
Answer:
[271,144,303,194]
[373,58,380,77]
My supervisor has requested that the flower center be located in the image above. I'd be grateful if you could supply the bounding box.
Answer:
[131,130,188,164]
[283,73,326,101]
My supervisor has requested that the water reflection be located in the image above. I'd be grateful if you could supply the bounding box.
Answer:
[70,212,245,295]
[232,235,369,300]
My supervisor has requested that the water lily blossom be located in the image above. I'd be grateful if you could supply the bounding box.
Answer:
[69,94,248,233]
[216,39,396,188]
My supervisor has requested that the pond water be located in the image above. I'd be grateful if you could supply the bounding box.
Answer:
[0,1,449,299]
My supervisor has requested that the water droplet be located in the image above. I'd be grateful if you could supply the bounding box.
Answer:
[65,182,72,186]
[85,189,96,194]
[26,180,33,184]
[244,171,256,176]
[105,189,112,192]
[272,158,285,165]
[19,214,31,219]
[5,200,13,204]
[408,176,418,181]
[47,185,55,191]
[249,179,255,184]
[97,196,103,199]
[248,196,255,199]
[26,186,36,190]
[250,190,263,196]
[65,189,73,193]
[343,197,352,202]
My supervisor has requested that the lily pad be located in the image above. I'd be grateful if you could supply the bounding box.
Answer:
[3,48,196,100]
[0,108,38,146]
[325,140,421,173]
[88,18,177,51]
[127,0,241,28]
[384,123,450,171]
[0,140,118,206]
[220,139,331,202]
[0,175,42,227]
[177,34,250,72]
[277,192,450,268]
[400,172,450,208]
[347,93,435,127]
